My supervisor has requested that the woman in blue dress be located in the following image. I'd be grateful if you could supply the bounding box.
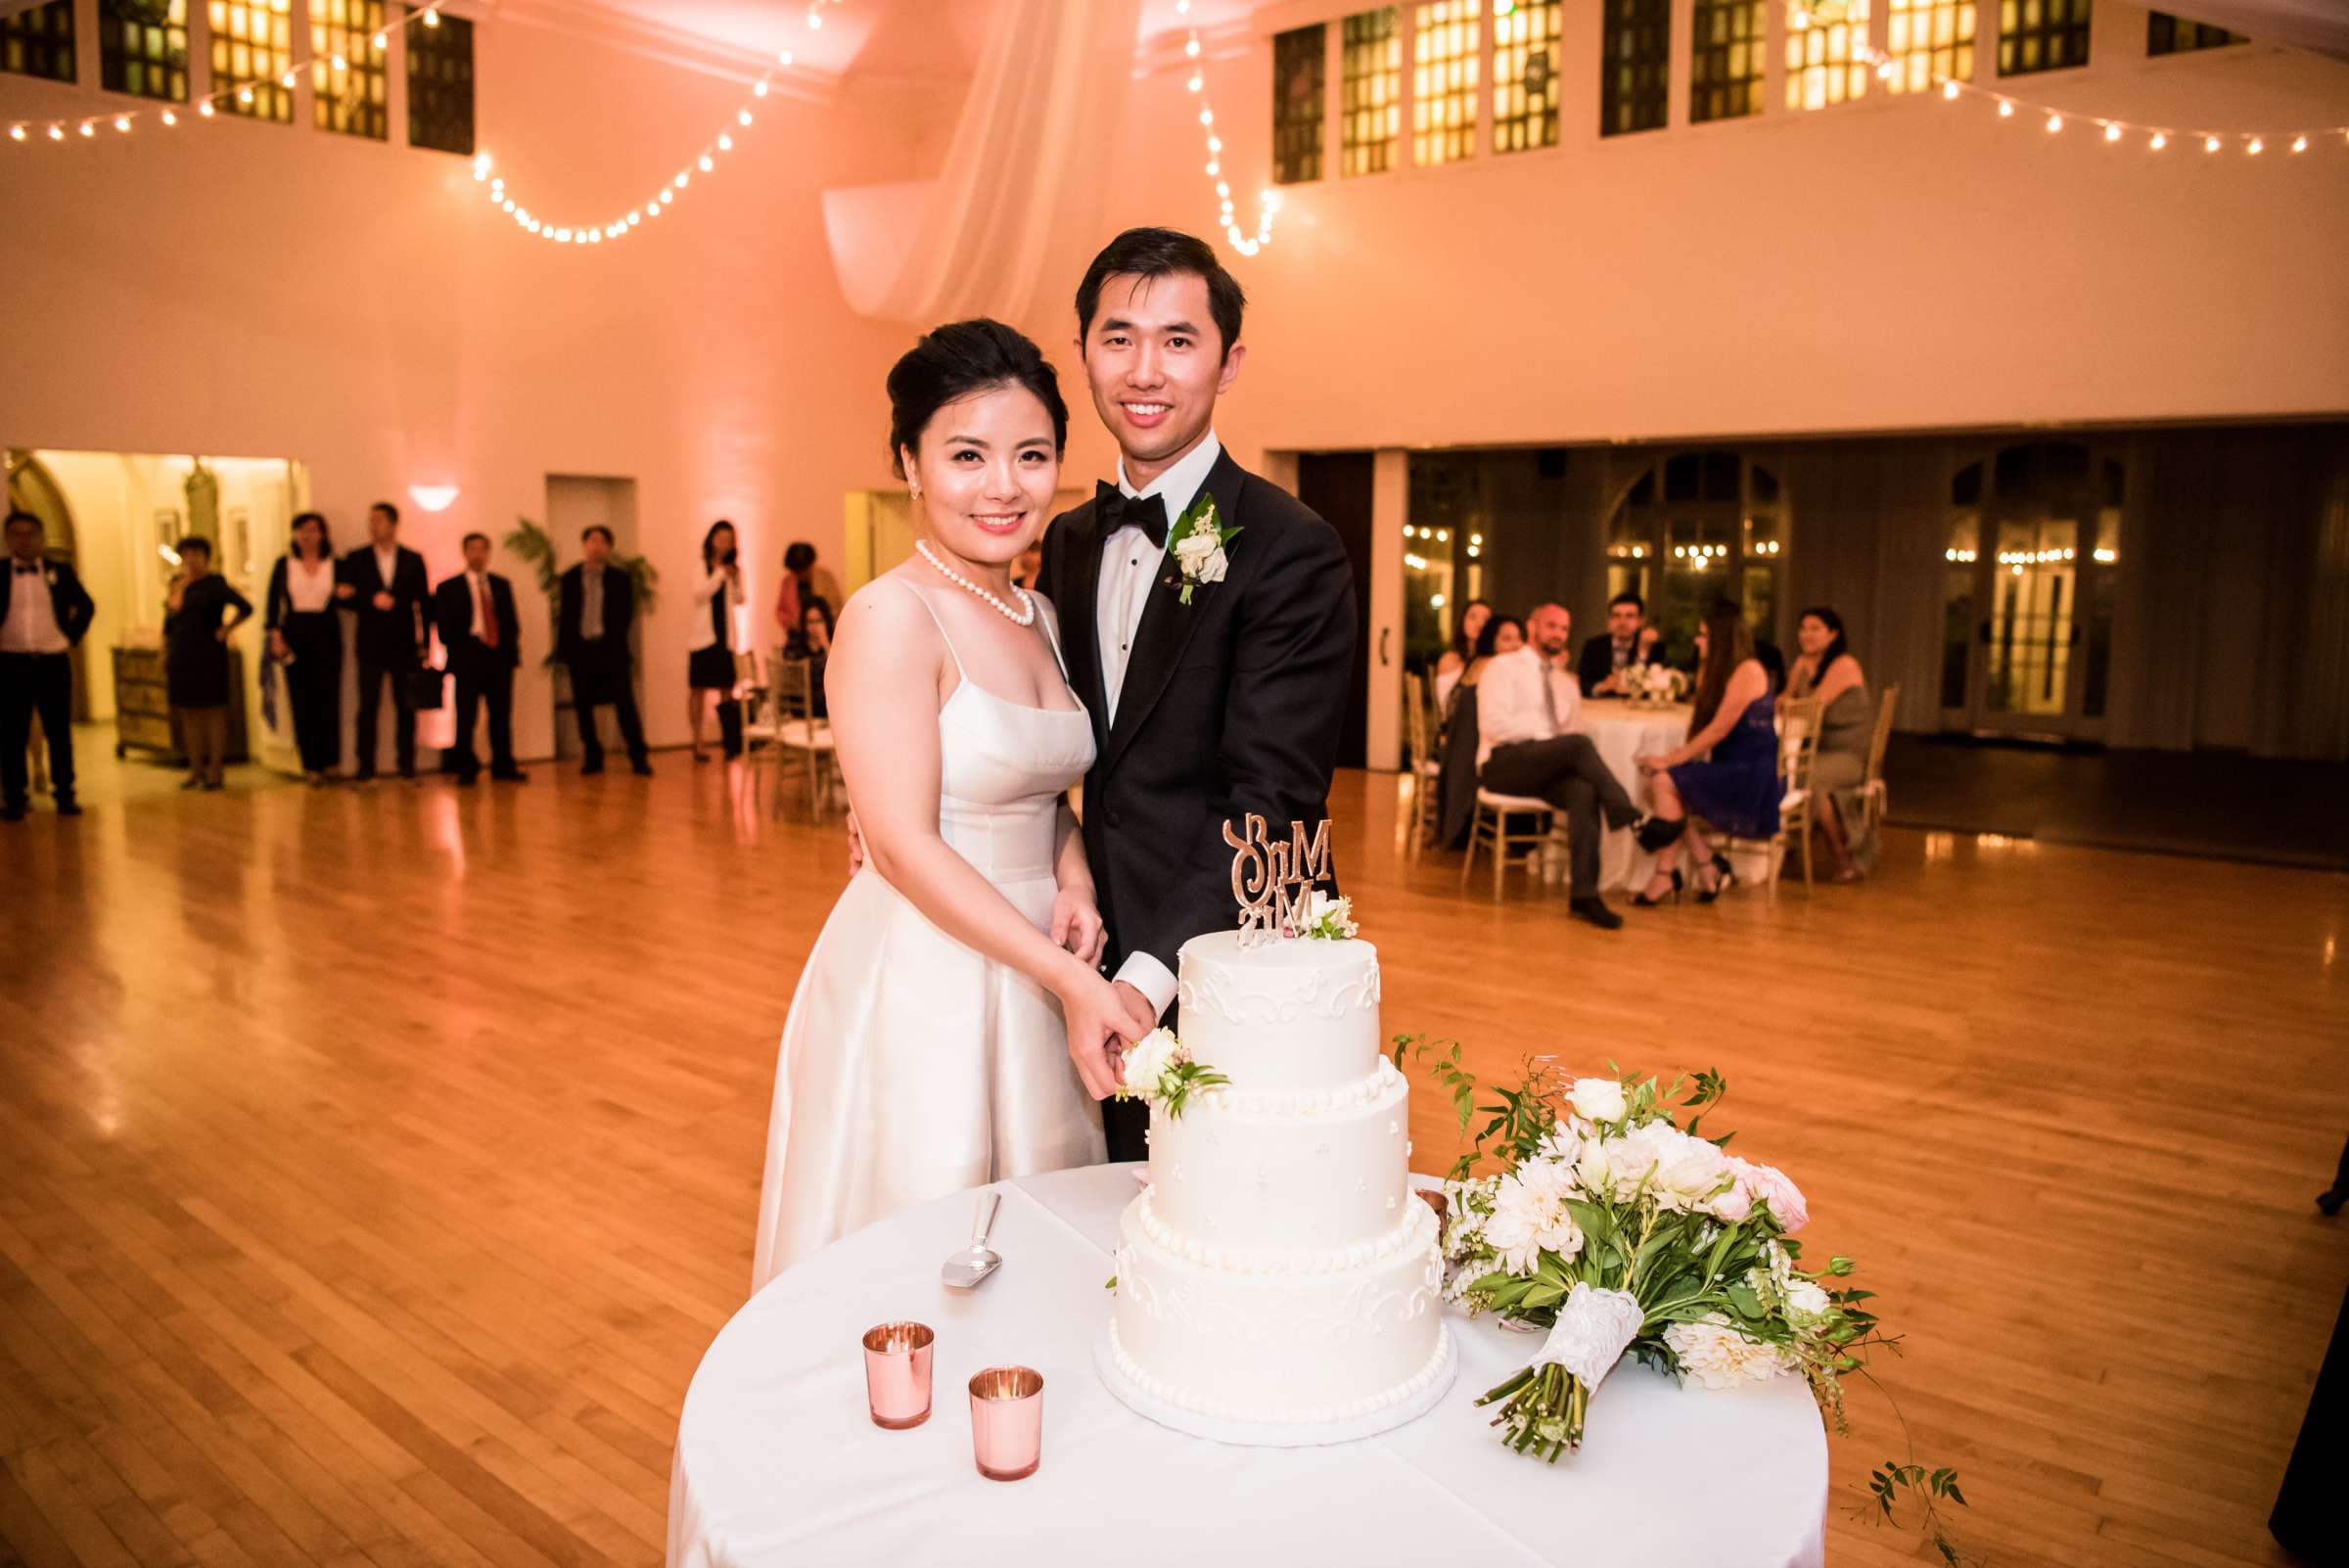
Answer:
[1633,601,1780,904]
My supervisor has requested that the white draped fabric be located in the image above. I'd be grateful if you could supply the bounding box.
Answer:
[822,0,1142,327]
[670,1165,1829,1568]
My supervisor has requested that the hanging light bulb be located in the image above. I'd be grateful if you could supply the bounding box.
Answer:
[755,79,770,97]
[697,154,714,171]
[2291,135,2308,153]
[2046,113,2062,132]
[9,124,25,141]
[2149,131,2167,150]
[2246,137,2264,155]
[2203,134,2221,153]
[1940,79,1959,101]
[738,109,753,125]
[423,7,439,26]
[717,134,733,151]
[2102,121,2121,142]
[77,121,94,137]
[114,115,132,132]
[1996,99,2013,118]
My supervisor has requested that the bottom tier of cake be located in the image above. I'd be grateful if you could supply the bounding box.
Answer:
[1104,1194,1451,1438]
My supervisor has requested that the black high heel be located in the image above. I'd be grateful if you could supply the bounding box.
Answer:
[1633,869,1682,907]
[1635,815,1686,853]
[1696,853,1735,903]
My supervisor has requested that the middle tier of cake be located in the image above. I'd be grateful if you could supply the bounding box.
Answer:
[1144,1057,1412,1253]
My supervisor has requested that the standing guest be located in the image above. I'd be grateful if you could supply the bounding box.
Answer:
[433,531,527,785]
[557,526,651,776]
[1578,591,1661,696]
[1787,604,1870,882]
[1635,601,1782,905]
[1,510,95,820]
[1433,597,1492,714]
[1476,602,1644,931]
[689,519,745,761]
[162,536,253,793]
[265,511,345,785]
[771,540,845,640]
[341,501,430,784]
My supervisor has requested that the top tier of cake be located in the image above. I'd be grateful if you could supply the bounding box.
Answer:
[1174,931,1381,1094]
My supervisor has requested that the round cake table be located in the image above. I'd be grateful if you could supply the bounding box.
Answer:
[668,1165,1827,1568]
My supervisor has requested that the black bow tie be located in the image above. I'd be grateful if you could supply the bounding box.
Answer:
[1094,482,1170,549]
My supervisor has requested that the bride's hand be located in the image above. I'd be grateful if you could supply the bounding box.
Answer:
[1049,888,1106,965]
[1058,969,1144,1101]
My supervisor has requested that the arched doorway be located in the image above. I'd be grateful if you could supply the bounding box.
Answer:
[1601,449,1787,665]
[1940,440,2124,740]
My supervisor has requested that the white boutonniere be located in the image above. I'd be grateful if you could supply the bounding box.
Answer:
[1167,492,1239,607]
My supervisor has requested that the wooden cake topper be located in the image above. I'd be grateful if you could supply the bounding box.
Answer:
[1221,815,1333,947]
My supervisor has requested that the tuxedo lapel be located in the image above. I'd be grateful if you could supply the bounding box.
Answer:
[1061,505,1111,750]
[1102,450,1245,773]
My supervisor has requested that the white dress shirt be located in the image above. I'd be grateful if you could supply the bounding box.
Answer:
[463,569,492,635]
[286,557,335,612]
[373,543,398,588]
[4,562,69,655]
[1095,429,1222,1017]
[1476,647,1582,767]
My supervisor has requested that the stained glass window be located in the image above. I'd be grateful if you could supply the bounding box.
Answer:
[1412,1,1480,165]
[210,0,294,122]
[2147,11,2243,53]
[101,0,187,101]
[1786,0,1869,110]
[311,0,387,138]
[1601,0,1670,136]
[406,3,475,156]
[1998,0,2090,74]
[1493,0,1561,153]
[1340,8,1401,177]
[1689,0,1766,122]
[1886,0,1974,90]
[1,2,76,84]
[1273,23,1326,184]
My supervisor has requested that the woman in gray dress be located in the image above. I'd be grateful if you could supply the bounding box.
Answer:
[1787,606,1870,882]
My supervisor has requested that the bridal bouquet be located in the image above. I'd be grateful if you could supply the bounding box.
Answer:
[1400,1040,1969,1560]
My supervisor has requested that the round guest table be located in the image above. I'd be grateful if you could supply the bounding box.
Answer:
[668,1164,1828,1568]
[1559,701,1690,892]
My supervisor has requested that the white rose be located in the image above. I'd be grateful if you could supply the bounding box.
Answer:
[1194,545,1228,584]
[1566,1078,1627,1124]
[1782,1276,1831,1326]
[1119,1028,1180,1098]
[1650,1130,1731,1214]
[1173,530,1220,569]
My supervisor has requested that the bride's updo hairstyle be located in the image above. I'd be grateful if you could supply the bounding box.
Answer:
[887,318,1070,480]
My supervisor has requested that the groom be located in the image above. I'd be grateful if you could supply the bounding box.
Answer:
[1042,227,1359,1164]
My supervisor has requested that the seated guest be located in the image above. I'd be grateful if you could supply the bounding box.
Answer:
[792,595,834,719]
[772,539,845,639]
[1578,591,1661,695]
[1432,597,1492,714]
[1477,603,1644,931]
[1635,601,1781,905]
[162,537,253,793]
[265,511,344,785]
[433,532,528,785]
[2,509,95,820]
[1787,605,1870,883]
[557,526,651,776]
[1434,613,1522,847]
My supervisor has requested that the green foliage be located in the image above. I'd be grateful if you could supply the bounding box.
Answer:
[1158,1061,1231,1121]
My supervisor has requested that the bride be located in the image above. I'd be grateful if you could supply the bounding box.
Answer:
[751,319,1155,1288]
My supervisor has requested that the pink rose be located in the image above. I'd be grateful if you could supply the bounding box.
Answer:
[1716,1157,1808,1232]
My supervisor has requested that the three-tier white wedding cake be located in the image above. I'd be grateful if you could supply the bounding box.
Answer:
[1097,928,1455,1444]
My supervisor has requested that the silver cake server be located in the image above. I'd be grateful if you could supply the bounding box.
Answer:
[940,1190,1003,1290]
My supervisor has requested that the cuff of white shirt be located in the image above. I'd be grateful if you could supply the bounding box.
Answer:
[1113,950,1178,1022]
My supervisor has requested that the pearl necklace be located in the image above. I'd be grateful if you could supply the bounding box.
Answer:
[914,538,1036,626]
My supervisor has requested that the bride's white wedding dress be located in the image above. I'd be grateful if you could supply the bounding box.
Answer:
[751,578,1106,1290]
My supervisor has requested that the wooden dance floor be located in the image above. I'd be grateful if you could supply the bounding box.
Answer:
[1,761,2343,1568]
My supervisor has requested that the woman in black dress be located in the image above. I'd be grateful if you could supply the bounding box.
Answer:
[163,536,253,792]
[688,519,745,760]
[265,511,347,784]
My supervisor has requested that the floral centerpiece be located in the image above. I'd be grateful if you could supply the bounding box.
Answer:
[1115,1028,1228,1120]
[1401,1040,1970,1561]
[1623,663,1687,708]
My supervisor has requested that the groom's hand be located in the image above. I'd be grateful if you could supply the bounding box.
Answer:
[1109,980,1157,1041]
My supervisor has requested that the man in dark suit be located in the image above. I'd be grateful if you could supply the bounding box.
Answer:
[340,500,431,782]
[557,526,651,776]
[2,510,96,820]
[1040,228,1359,1162]
[1577,591,1660,696]
[433,531,527,784]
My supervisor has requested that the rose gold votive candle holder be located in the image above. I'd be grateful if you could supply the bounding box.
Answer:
[967,1365,1044,1481]
[860,1322,935,1429]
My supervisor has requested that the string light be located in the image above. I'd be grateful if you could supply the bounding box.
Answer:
[6,4,830,254]
[1174,14,1276,254]
[1813,20,2349,161]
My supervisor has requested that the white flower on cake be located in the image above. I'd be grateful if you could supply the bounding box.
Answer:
[1294,891,1359,941]
[1661,1314,1797,1388]
[1113,1027,1228,1120]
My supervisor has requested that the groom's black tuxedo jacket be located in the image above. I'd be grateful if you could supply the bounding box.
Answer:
[1040,448,1358,1004]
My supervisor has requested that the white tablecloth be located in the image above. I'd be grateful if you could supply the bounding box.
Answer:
[668,1166,1826,1568]
[1558,702,1689,891]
